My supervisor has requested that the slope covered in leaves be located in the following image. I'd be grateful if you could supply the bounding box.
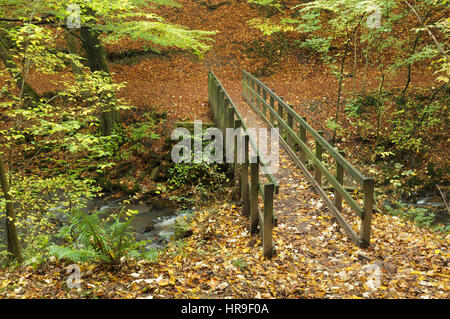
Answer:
[0,0,448,299]
[0,196,448,298]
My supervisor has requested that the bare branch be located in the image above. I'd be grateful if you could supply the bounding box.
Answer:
[403,0,448,59]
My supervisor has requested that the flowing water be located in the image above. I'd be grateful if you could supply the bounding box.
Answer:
[394,194,450,226]
[0,194,189,252]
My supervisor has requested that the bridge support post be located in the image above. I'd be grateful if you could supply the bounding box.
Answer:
[256,84,261,111]
[263,183,274,259]
[298,117,307,163]
[269,95,275,125]
[277,98,284,133]
[226,107,235,173]
[361,178,374,247]
[287,111,294,149]
[250,156,259,234]
[262,90,267,119]
[214,83,220,123]
[335,150,345,211]
[241,134,250,217]
[314,131,324,186]
[234,119,242,182]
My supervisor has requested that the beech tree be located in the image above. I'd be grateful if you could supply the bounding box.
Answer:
[0,0,215,134]
[0,157,22,263]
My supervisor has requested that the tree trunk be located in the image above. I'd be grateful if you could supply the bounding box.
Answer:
[80,26,121,136]
[65,30,84,81]
[401,5,434,102]
[331,17,364,145]
[0,157,23,263]
[80,27,110,73]
[0,37,40,106]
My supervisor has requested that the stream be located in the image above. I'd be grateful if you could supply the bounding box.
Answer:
[0,194,191,252]
[386,194,450,226]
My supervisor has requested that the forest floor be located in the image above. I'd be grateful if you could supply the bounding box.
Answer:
[0,0,449,298]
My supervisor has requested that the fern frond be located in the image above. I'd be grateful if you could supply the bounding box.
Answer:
[75,210,113,260]
[49,245,103,263]
[109,217,135,255]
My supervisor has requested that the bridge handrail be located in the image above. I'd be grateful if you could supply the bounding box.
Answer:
[242,70,375,248]
[208,70,277,258]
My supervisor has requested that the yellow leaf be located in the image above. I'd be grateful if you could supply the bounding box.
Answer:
[157,279,170,287]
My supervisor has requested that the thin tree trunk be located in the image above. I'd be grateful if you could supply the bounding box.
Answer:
[0,157,23,263]
[0,37,39,105]
[376,73,385,143]
[404,1,447,59]
[401,5,434,101]
[352,28,358,99]
[332,17,364,144]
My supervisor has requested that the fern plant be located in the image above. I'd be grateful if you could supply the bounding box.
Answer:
[49,209,136,264]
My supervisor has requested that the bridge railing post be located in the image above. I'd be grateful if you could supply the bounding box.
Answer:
[277,97,284,131]
[314,131,324,186]
[234,119,242,182]
[226,106,235,173]
[298,117,307,163]
[335,150,345,211]
[215,83,220,124]
[287,110,294,149]
[250,155,259,234]
[241,134,250,217]
[263,183,274,258]
[262,90,267,119]
[208,73,212,115]
[269,95,275,125]
[221,93,227,133]
[361,178,374,247]
[256,84,261,111]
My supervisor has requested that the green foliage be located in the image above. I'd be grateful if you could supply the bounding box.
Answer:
[3,0,216,57]
[384,202,449,233]
[168,131,228,190]
[174,215,192,240]
[232,257,247,270]
[101,19,215,58]
[248,18,294,36]
[389,100,444,153]
[125,112,160,146]
[298,37,332,55]
[49,208,138,264]
[168,162,227,190]
[0,175,101,267]
[345,94,381,118]
[127,241,160,262]
[128,122,160,142]
[247,0,281,8]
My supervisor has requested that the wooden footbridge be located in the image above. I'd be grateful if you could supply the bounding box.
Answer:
[208,71,374,259]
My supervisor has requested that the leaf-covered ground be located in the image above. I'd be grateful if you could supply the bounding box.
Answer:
[0,0,448,299]
[0,195,448,298]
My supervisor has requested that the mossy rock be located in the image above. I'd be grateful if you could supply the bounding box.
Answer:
[174,214,193,240]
